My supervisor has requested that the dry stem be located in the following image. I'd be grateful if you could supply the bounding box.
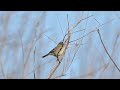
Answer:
[97,29,120,72]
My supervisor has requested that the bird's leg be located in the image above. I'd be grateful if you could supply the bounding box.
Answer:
[57,57,61,63]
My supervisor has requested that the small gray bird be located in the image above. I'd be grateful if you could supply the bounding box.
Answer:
[42,42,65,59]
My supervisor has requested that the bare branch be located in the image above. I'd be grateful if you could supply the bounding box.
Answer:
[18,31,25,79]
[97,29,120,72]
[69,30,97,43]
[52,74,67,79]
[24,60,51,78]
[47,18,71,79]
[43,34,57,45]
[69,15,93,30]
[70,18,115,43]
[70,62,110,79]
[98,18,115,28]
[24,31,46,73]
[56,14,64,39]
[34,47,36,79]
[62,14,70,42]
[0,59,5,78]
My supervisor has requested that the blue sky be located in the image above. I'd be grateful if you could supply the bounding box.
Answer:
[0,11,120,79]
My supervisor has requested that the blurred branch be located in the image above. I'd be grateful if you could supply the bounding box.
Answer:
[18,32,24,61]
[69,30,97,43]
[71,62,110,79]
[0,59,5,78]
[24,60,51,78]
[62,14,92,42]
[69,15,93,31]
[24,12,47,74]
[24,31,46,74]
[62,14,70,42]
[56,14,64,39]
[43,34,57,45]
[64,12,90,75]
[94,17,119,72]
[97,29,120,72]
[70,18,115,43]
[94,46,111,72]
[101,34,120,72]
[65,41,81,73]
[52,74,67,79]
[63,29,85,41]
[18,31,25,79]
[34,47,36,79]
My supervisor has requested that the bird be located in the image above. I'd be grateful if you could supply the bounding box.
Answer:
[42,42,65,59]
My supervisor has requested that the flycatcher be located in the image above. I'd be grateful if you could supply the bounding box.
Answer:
[42,42,65,59]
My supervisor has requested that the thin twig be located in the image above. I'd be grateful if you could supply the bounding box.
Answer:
[98,18,115,28]
[18,32,24,63]
[102,34,120,72]
[52,74,67,79]
[69,15,93,30]
[69,30,97,43]
[94,18,101,26]
[63,29,85,41]
[62,14,70,42]
[0,59,5,78]
[24,60,51,78]
[43,34,57,45]
[24,12,47,72]
[72,29,85,34]
[34,47,36,79]
[18,31,24,79]
[65,12,90,74]
[70,17,115,43]
[24,31,46,71]
[97,29,120,72]
[67,14,70,30]
[94,17,117,72]
[64,29,88,73]
[56,14,64,39]
[71,62,110,79]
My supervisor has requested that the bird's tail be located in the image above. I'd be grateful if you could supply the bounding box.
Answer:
[42,53,49,58]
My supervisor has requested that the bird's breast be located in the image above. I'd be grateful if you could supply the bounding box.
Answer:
[58,46,65,56]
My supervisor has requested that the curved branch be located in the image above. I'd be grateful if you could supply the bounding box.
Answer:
[97,29,120,72]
